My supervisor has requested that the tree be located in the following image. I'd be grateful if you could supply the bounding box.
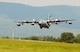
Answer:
[61,32,74,43]
[2,36,9,39]
[53,37,61,42]
[75,34,80,43]
[42,36,54,41]
[29,36,39,40]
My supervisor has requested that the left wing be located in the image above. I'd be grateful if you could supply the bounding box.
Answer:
[16,19,39,26]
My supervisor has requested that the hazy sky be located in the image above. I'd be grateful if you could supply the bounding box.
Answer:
[0,0,80,6]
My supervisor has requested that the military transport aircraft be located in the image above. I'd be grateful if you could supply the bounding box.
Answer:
[16,15,74,29]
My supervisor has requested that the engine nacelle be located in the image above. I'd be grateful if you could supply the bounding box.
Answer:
[30,19,36,25]
[67,21,72,24]
[68,22,72,24]
[55,19,60,21]
[31,23,35,25]
[17,23,21,26]
[55,22,58,24]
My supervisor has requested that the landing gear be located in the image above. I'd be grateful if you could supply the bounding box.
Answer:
[40,26,49,29]
[47,27,49,29]
[40,26,43,29]
[39,24,50,29]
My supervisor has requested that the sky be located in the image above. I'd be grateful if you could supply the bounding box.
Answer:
[0,0,80,6]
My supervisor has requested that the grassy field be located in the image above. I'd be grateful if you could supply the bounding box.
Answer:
[0,39,80,52]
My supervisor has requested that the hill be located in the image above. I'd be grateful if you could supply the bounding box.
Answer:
[0,39,80,52]
[0,2,80,37]
[0,2,80,20]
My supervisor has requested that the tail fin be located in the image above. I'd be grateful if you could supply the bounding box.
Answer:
[48,14,52,20]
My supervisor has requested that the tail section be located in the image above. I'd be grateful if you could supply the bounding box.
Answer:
[48,14,52,20]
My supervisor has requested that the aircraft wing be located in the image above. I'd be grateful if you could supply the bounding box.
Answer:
[16,20,39,26]
[18,21,38,23]
[48,19,75,24]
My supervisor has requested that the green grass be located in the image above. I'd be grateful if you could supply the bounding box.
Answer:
[0,39,80,52]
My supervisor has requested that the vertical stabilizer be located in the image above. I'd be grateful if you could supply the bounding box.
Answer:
[48,14,52,20]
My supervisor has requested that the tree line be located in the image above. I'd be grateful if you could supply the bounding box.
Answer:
[21,32,80,43]
[1,32,80,43]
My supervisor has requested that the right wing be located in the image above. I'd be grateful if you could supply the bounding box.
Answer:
[47,19,75,24]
